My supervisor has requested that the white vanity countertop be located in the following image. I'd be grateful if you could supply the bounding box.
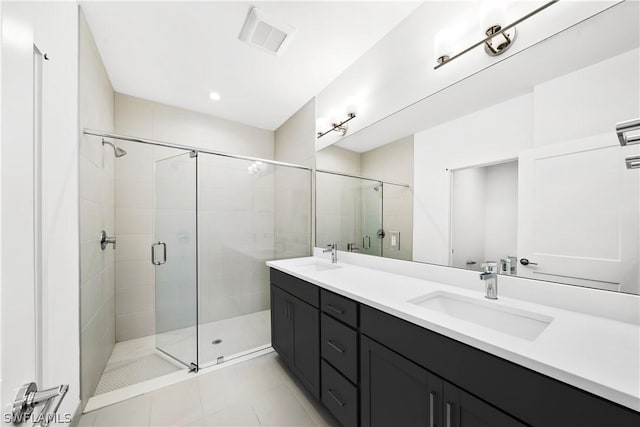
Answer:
[266,256,640,412]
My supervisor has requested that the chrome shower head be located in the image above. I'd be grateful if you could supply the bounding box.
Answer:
[102,139,127,157]
[373,183,382,192]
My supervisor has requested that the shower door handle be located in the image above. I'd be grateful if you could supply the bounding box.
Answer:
[151,242,167,265]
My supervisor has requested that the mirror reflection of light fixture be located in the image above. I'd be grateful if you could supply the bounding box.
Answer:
[317,100,358,139]
[434,0,558,70]
[434,27,458,65]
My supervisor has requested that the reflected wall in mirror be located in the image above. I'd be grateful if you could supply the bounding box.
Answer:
[316,135,413,261]
[315,2,640,294]
[450,160,518,274]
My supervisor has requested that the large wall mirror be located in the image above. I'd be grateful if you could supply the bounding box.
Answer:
[315,2,640,295]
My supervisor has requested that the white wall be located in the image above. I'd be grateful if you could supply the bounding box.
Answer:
[316,145,361,176]
[413,94,533,265]
[78,10,116,405]
[451,167,486,269]
[450,161,518,270]
[274,98,315,168]
[316,1,618,149]
[113,93,275,341]
[115,93,274,158]
[0,1,82,420]
[484,161,518,263]
[274,97,315,259]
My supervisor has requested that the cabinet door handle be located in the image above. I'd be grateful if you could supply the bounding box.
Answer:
[328,389,345,407]
[326,304,344,315]
[327,340,345,353]
[429,392,436,427]
[446,402,453,427]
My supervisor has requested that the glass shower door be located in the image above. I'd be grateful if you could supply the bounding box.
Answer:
[153,152,198,369]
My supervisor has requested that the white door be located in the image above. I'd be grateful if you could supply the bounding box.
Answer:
[1,5,68,425]
[517,133,640,293]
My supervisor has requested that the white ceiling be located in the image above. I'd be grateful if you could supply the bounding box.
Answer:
[81,1,422,130]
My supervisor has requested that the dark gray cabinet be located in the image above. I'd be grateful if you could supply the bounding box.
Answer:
[361,335,442,427]
[443,382,526,427]
[270,283,319,399]
[271,285,293,361]
[270,268,640,427]
[361,335,526,427]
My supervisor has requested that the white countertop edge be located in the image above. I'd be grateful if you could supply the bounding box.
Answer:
[266,258,640,413]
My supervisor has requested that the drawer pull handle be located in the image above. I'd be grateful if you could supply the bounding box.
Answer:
[327,340,345,353]
[446,401,453,427]
[328,388,345,407]
[327,304,344,315]
[429,392,436,427]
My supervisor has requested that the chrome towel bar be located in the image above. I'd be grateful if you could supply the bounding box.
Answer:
[616,118,640,146]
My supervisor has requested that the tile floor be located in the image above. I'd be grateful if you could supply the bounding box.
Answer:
[94,311,271,396]
[79,352,340,427]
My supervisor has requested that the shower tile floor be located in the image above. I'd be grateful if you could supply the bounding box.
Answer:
[80,351,339,427]
[94,310,271,396]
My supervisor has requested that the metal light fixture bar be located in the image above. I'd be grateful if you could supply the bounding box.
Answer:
[434,0,558,70]
[317,113,356,139]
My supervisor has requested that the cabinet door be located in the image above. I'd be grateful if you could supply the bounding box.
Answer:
[271,284,294,363]
[361,336,442,427]
[443,381,526,427]
[292,297,320,399]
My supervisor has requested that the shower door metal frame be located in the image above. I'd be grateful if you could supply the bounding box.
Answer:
[83,128,315,371]
[153,151,200,371]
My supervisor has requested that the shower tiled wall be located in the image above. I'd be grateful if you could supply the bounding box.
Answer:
[79,12,116,404]
[197,155,275,325]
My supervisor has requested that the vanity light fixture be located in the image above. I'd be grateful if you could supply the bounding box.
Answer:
[317,100,358,139]
[434,0,558,70]
[209,91,221,101]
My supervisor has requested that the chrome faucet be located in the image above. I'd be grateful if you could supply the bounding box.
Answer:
[323,243,338,264]
[479,262,498,300]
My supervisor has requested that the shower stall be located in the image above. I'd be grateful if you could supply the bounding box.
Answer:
[315,169,413,260]
[80,131,311,405]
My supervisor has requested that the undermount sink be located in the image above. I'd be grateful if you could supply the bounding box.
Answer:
[294,261,343,273]
[409,291,553,341]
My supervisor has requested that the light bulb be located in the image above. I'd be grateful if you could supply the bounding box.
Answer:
[316,117,328,132]
[209,91,221,101]
[480,0,508,30]
[434,27,457,63]
[329,110,341,127]
[345,97,358,117]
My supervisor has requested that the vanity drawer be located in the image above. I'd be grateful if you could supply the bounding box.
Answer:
[321,289,358,327]
[321,313,358,383]
[321,360,358,427]
[270,268,319,308]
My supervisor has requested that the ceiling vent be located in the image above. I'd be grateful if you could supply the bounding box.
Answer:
[239,7,296,56]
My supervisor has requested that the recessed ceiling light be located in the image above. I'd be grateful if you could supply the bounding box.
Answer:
[209,91,221,101]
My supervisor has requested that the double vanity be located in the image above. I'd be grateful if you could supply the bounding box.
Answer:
[267,252,640,427]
